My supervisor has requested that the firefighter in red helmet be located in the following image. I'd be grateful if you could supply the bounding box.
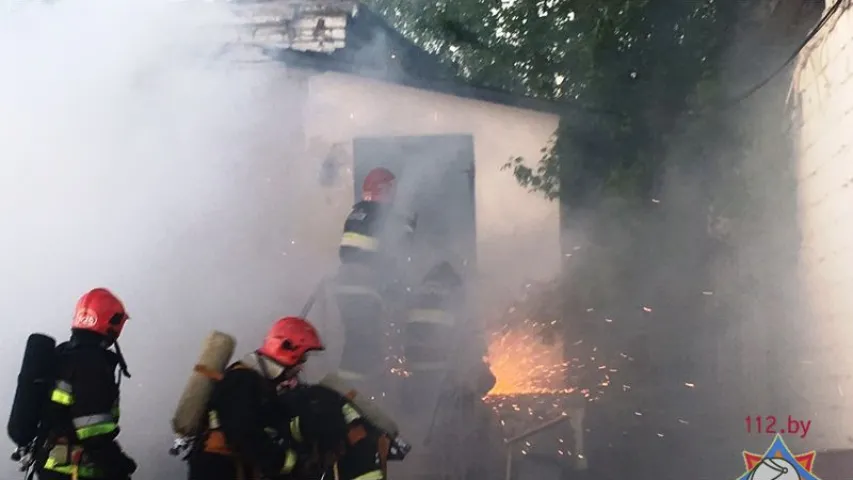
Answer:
[334,167,417,383]
[187,316,325,480]
[36,288,137,480]
[339,167,417,267]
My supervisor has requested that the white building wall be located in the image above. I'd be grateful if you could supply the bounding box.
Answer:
[791,1,853,451]
[294,71,562,305]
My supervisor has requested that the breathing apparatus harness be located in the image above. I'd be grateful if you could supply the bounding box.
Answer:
[10,336,130,480]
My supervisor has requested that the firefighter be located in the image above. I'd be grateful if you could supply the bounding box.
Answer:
[279,384,387,480]
[406,264,498,479]
[186,316,324,480]
[403,261,495,408]
[37,288,137,480]
[339,166,416,270]
[334,167,416,384]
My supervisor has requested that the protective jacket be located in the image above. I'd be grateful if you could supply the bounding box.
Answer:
[404,263,495,397]
[404,262,467,375]
[330,262,388,383]
[187,353,298,480]
[38,331,136,480]
[339,200,416,268]
[279,385,386,480]
[335,201,414,384]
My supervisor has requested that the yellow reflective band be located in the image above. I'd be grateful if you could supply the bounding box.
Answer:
[280,449,298,474]
[76,422,117,440]
[342,404,361,424]
[51,380,74,406]
[341,232,379,251]
[208,410,221,429]
[43,458,103,478]
[407,309,455,326]
[51,388,74,406]
[335,285,385,305]
[353,469,384,480]
[289,417,303,442]
[335,284,379,295]
[73,414,114,429]
[337,370,367,381]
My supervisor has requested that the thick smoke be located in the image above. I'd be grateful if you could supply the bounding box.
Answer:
[0,0,565,477]
[565,5,830,479]
[0,0,321,477]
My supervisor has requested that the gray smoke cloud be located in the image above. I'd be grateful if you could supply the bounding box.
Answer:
[0,0,564,478]
[0,0,323,477]
[563,6,832,479]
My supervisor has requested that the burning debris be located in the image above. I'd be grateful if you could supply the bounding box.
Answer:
[481,282,592,463]
[483,315,585,461]
[485,393,584,460]
[482,280,616,402]
[486,321,571,396]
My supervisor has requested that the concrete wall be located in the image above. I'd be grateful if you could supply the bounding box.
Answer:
[790,0,853,451]
[701,0,853,459]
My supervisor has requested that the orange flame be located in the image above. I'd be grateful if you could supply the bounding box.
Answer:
[486,320,571,396]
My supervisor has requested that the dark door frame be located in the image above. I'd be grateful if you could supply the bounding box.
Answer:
[351,134,478,272]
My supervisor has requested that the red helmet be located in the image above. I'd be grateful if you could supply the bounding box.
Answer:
[258,316,325,367]
[72,288,129,339]
[362,167,396,203]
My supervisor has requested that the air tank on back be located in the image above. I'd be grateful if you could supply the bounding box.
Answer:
[7,333,57,449]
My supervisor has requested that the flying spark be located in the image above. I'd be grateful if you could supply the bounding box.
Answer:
[486,319,571,396]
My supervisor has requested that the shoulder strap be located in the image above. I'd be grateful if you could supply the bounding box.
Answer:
[112,341,131,379]
[193,364,224,381]
[194,361,250,382]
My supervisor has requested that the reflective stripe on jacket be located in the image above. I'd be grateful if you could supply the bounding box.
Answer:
[353,470,384,480]
[43,444,104,478]
[341,232,380,252]
[406,309,455,327]
[44,379,119,478]
[200,358,298,477]
[405,307,456,372]
[50,380,120,440]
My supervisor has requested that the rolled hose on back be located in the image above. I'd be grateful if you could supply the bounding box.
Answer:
[169,331,236,457]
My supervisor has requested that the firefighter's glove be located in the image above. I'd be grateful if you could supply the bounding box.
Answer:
[104,450,136,478]
[119,451,137,475]
[406,213,417,234]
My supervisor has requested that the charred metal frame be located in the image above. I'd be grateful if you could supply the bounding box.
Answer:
[503,407,587,480]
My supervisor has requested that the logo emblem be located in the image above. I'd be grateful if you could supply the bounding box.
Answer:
[73,310,98,328]
[737,434,821,480]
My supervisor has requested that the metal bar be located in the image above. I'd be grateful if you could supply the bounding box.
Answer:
[503,414,576,480]
[569,407,587,470]
[504,415,570,445]
[300,277,326,317]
